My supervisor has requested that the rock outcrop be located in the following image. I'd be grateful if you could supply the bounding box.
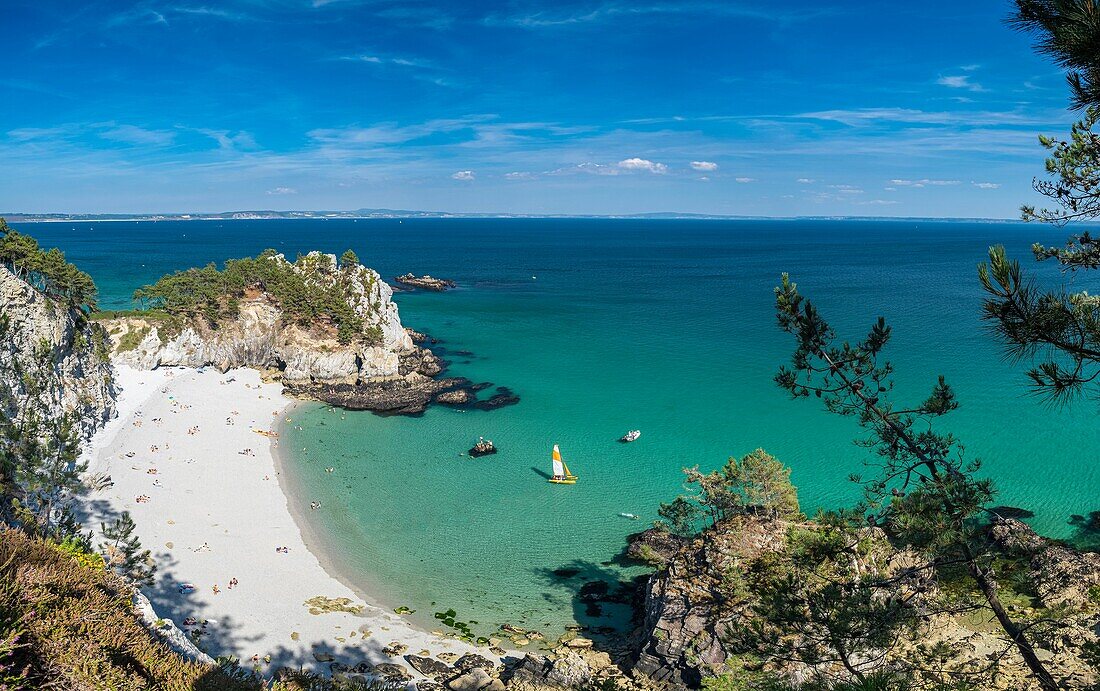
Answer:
[631,515,1100,689]
[103,252,471,414]
[394,273,457,292]
[111,252,412,378]
[0,264,115,438]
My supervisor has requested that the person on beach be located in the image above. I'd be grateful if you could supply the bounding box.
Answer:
[229,578,238,589]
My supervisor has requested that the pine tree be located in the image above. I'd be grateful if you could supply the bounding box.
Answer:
[340,249,359,267]
[101,511,155,586]
[774,274,1059,691]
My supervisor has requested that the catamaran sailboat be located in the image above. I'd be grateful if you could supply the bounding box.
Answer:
[548,444,577,484]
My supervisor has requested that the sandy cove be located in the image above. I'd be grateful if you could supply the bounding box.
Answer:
[81,364,490,679]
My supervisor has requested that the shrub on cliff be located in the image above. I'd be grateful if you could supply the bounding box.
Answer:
[0,219,97,310]
[657,449,799,535]
[0,527,250,690]
[132,249,379,345]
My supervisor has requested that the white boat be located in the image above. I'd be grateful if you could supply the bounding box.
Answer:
[619,429,641,443]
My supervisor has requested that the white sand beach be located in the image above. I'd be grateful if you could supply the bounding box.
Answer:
[82,364,487,678]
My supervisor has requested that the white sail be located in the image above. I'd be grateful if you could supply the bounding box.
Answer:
[552,444,565,476]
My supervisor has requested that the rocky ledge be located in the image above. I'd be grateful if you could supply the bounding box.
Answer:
[394,273,457,292]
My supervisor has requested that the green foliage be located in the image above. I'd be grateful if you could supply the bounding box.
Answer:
[774,274,1058,691]
[1017,107,1100,225]
[116,325,150,352]
[0,220,97,310]
[340,249,359,267]
[101,511,155,586]
[661,449,800,536]
[132,249,377,344]
[52,535,106,571]
[657,496,700,536]
[730,522,920,686]
[1010,1,1100,110]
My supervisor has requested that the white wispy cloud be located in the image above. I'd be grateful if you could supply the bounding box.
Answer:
[889,178,961,188]
[618,157,667,174]
[451,170,475,180]
[937,75,984,92]
[483,3,832,28]
[197,129,258,152]
[266,186,296,195]
[796,178,815,183]
[972,181,1001,189]
[549,162,620,176]
[735,177,754,183]
[828,184,863,194]
[690,160,718,171]
[341,54,432,69]
[99,124,176,146]
[504,171,534,179]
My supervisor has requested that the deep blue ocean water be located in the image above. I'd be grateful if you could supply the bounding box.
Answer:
[16,217,1100,639]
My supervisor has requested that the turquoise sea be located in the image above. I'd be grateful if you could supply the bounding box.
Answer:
[16,218,1100,641]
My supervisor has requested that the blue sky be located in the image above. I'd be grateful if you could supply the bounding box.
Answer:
[0,1,1084,216]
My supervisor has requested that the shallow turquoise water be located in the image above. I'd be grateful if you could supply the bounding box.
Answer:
[18,218,1100,639]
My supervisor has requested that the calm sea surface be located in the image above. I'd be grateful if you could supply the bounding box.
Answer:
[16,218,1100,639]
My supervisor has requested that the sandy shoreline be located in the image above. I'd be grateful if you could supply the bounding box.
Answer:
[82,364,490,678]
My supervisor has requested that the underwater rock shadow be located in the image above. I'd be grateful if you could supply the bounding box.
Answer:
[530,558,647,655]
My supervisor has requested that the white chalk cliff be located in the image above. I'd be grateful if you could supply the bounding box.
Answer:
[0,264,117,438]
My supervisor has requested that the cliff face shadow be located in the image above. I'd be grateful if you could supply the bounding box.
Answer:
[189,636,397,690]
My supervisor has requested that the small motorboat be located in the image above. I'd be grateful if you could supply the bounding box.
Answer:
[619,429,641,443]
[619,513,640,520]
[469,437,497,457]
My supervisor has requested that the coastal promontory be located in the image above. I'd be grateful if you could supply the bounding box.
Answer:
[98,250,469,414]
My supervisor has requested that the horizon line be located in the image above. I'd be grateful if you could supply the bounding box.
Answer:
[2,208,1027,223]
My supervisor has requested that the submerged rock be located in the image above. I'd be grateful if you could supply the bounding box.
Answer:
[436,388,474,406]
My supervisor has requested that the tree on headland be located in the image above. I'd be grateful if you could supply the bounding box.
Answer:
[773,274,1059,690]
[0,220,97,310]
[340,249,359,267]
[657,449,800,535]
[0,317,98,545]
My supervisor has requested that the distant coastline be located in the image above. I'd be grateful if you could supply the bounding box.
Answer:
[2,209,1026,223]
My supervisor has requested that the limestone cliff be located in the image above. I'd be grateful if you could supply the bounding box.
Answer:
[110,252,412,379]
[0,264,116,438]
[102,252,463,414]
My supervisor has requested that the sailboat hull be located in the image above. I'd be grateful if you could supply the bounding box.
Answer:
[548,477,577,485]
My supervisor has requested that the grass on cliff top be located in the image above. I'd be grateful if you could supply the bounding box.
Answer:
[0,528,386,691]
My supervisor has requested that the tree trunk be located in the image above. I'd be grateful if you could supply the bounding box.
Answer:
[965,549,1059,691]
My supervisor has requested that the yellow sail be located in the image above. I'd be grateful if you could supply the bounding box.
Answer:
[549,444,577,484]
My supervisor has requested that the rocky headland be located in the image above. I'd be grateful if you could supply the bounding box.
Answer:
[99,251,505,414]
